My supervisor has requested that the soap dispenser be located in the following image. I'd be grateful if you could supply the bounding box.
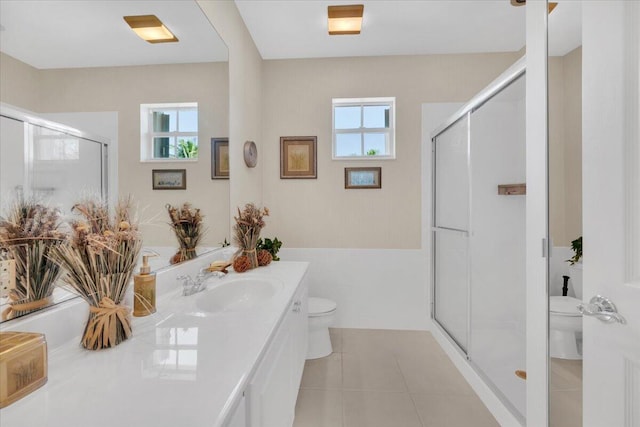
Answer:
[133,255,156,317]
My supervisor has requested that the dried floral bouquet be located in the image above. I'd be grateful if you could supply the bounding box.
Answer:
[233,203,269,270]
[0,198,65,320]
[166,203,204,264]
[51,198,141,350]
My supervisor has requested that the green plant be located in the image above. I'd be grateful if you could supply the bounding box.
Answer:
[257,237,282,261]
[366,148,379,156]
[567,236,582,265]
[177,139,198,158]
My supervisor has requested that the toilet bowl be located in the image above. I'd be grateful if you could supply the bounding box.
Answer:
[307,297,337,360]
[549,296,583,359]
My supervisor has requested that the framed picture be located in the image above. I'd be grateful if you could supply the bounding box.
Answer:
[280,136,317,179]
[345,167,382,189]
[211,137,229,179]
[152,169,186,190]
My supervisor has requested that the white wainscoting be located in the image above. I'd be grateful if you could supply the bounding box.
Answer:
[279,248,430,330]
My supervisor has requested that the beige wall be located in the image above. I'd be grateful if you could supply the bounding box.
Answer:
[562,47,582,245]
[261,53,521,249]
[549,47,582,246]
[0,52,41,111]
[198,0,264,234]
[3,60,230,247]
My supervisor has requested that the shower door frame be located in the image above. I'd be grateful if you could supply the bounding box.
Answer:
[0,104,111,203]
[430,57,527,422]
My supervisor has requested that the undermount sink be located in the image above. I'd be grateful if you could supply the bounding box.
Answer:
[195,277,284,313]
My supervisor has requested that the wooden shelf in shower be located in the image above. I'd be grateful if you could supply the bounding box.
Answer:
[498,183,526,195]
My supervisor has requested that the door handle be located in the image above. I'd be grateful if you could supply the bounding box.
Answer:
[577,295,626,324]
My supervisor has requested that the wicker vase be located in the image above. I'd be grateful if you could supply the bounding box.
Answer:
[81,297,132,350]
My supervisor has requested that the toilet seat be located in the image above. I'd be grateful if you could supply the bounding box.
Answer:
[308,297,337,317]
[550,296,582,317]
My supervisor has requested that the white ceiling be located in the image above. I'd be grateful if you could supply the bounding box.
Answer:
[235,0,582,60]
[0,0,582,70]
[0,0,228,70]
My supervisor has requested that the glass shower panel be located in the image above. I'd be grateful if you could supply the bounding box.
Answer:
[469,75,526,419]
[434,230,469,350]
[30,125,104,209]
[0,116,25,206]
[434,115,469,231]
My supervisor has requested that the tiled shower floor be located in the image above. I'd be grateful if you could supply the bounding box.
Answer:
[293,328,499,427]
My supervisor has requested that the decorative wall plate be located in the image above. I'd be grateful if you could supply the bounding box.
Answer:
[243,140,258,168]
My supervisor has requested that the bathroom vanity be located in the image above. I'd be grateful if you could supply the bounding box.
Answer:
[0,257,309,427]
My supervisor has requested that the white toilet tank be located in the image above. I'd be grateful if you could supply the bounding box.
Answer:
[568,263,583,300]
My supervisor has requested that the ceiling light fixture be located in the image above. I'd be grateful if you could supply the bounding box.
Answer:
[328,4,364,35]
[123,15,178,43]
[510,0,558,13]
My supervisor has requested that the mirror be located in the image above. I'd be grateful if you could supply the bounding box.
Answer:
[0,0,229,322]
[547,1,583,426]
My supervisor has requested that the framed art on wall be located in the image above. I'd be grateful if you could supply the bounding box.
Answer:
[280,136,317,179]
[211,138,229,179]
[345,167,382,189]
[152,169,186,190]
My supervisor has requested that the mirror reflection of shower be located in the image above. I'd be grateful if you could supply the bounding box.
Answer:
[547,2,583,427]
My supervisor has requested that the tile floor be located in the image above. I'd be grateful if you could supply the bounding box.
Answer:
[294,328,499,427]
[549,358,583,427]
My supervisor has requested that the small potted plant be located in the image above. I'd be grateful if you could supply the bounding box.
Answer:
[566,236,582,265]
[566,235,583,299]
[257,237,282,261]
[166,203,204,264]
[51,197,141,350]
[0,197,65,320]
[233,203,269,271]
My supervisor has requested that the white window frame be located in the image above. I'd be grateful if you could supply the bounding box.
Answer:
[332,97,396,160]
[140,102,198,162]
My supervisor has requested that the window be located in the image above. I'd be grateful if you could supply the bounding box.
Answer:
[140,103,198,161]
[332,97,395,159]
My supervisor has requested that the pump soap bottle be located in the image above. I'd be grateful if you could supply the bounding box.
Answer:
[133,255,156,317]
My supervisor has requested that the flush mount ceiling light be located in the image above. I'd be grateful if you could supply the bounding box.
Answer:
[123,15,178,43]
[328,4,364,35]
[510,0,558,13]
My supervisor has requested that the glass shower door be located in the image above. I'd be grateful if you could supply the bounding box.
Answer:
[28,124,106,209]
[468,75,526,420]
[433,114,470,351]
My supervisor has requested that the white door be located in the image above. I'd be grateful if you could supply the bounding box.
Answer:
[582,2,640,426]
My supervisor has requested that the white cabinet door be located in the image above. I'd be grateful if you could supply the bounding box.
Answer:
[291,281,308,392]
[247,280,309,427]
[248,310,294,427]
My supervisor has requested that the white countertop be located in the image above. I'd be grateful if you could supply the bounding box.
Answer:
[0,261,309,427]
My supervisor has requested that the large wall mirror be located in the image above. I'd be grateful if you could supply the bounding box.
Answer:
[547,1,583,426]
[0,0,229,323]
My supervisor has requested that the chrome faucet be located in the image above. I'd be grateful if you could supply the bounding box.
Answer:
[177,269,226,296]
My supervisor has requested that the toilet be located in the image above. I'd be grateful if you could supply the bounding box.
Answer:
[306,297,337,360]
[549,263,583,359]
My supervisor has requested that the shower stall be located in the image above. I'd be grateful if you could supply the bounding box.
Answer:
[0,105,110,208]
[431,58,527,422]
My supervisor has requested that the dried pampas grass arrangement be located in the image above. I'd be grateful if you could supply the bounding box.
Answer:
[166,203,204,264]
[233,203,269,270]
[50,197,141,350]
[0,197,65,320]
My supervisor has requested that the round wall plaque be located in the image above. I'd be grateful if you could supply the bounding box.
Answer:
[243,140,258,168]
